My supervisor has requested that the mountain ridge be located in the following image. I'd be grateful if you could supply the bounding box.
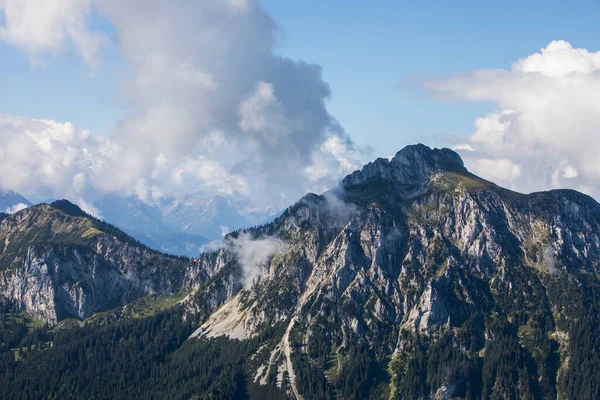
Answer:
[2,144,600,398]
[0,200,210,323]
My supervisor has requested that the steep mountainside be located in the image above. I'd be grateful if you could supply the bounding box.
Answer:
[0,201,211,323]
[183,144,600,399]
[2,144,600,399]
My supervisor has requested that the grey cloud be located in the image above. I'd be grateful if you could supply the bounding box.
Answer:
[0,0,361,210]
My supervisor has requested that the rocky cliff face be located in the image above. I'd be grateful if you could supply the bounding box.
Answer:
[187,144,600,399]
[0,201,211,323]
[3,144,600,398]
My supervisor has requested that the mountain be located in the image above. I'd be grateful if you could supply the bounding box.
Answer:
[2,144,600,399]
[0,200,214,323]
[93,193,277,257]
[133,230,211,258]
[94,194,168,235]
[0,188,31,213]
[162,194,278,238]
[93,194,210,257]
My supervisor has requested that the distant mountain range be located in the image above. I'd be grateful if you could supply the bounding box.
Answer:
[0,188,279,258]
[93,193,280,257]
[0,189,31,213]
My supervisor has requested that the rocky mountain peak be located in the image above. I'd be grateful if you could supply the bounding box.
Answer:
[50,199,89,217]
[391,143,465,171]
[0,201,212,323]
[342,143,466,189]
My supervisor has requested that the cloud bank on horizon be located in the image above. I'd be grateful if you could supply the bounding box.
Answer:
[424,40,600,198]
[0,0,362,215]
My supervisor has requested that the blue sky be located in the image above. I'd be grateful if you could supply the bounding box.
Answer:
[2,0,600,207]
[261,0,600,153]
[0,10,124,137]
[2,0,599,156]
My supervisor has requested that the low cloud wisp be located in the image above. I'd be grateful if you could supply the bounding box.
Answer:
[4,202,28,214]
[227,233,287,287]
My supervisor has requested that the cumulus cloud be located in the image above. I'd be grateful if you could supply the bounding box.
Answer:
[305,136,362,195]
[239,81,291,143]
[424,40,600,197]
[0,0,362,210]
[469,158,522,186]
[4,202,28,214]
[0,113,120,205]
[226,233,286,287]
[0,0,106,65]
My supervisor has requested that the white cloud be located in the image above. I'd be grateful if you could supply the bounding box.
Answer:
[76,198,101,218]
[424,41,600,197]
[305,136,362,194]
[94,0,353,208]
[239,81,290,142]
[0,113,121,200]
[4,202,28,214]
[134,179,150,204]
[0,0,106,65]
[512,40,600,76]
[469,158,521,186]
[0,0,363,210]
[171,157,249,196]
[322,190,357,227]
[227,233,286,287]
[452,144,475,152]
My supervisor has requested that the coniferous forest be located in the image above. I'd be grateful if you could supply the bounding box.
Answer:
[2,268,600,400]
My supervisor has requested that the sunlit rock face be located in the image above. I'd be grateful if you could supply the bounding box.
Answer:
[191,144,600,398]
[3,144,600,398]
[0,202,210,323]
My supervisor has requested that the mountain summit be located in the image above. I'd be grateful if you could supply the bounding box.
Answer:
[343,144,466,188]
[2,144,600,399]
